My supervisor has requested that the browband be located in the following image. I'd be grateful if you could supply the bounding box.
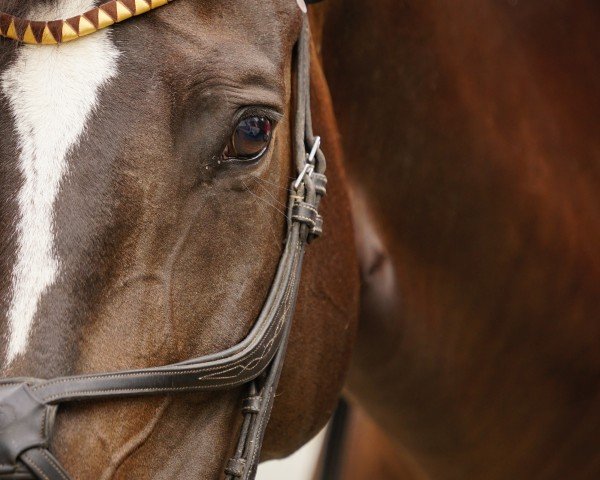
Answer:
[0,0,326,45]
[0,0,174,45]
[0,16,325,480]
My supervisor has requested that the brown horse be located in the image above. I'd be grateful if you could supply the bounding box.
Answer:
[0,0,358,478]
[316,0,600,479]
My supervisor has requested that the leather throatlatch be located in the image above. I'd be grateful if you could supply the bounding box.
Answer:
[0,384,54,465]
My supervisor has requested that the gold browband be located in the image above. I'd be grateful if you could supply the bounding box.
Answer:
[0,0,173,45]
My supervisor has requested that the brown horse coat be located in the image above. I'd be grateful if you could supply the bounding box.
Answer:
[317,0,600,478]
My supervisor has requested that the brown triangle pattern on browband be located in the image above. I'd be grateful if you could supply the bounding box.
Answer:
[0,0,172,45]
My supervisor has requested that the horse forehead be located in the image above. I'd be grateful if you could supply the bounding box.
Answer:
[0,0,120,368]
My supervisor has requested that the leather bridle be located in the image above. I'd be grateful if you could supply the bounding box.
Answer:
[0,11,326,480]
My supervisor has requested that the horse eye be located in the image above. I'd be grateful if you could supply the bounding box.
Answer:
[223,116,272,162]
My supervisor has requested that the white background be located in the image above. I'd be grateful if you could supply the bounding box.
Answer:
[256,429,326,480]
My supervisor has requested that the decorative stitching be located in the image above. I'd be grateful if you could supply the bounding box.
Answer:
[39,408,46,446]
[20,453,50,480]
[37,237,303,403]
[296,202,319,214]
[38,451,69,480]
[292,214,316,226]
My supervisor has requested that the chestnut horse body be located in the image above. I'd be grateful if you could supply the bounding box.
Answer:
[318,0,600,479]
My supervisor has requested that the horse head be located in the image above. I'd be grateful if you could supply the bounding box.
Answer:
[0,0,358,478]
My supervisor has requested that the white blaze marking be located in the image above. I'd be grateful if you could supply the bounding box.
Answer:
[296,0,308,13]
[1,0,120,364]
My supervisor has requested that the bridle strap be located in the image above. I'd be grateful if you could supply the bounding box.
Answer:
[2,222,303,404]
[19,449,71,480]
[224,21,323,479]
[0,15,325,480]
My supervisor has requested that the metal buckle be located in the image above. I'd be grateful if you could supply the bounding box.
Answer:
[293,136,321,190]
[307,136,321,163]
[293,163,314,190]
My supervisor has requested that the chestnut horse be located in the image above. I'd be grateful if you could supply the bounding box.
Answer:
[316,0,600,479]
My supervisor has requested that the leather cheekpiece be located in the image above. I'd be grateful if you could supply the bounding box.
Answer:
[312,172,327,197]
